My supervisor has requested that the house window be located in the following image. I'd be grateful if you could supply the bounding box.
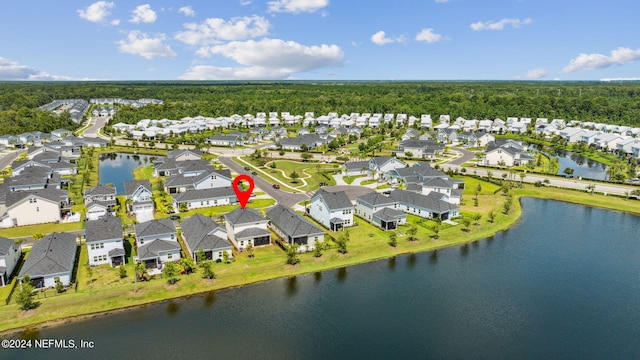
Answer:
[240,241,244,246]
[90,244,95,250]
[93,256,98,262]
[171,234,175,240]
[99,243,104,249]
[168,253,173,259]
[37,207,39,212]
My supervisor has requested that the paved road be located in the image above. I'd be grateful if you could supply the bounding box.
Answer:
[219,155,308,208]
[82,116,109,138]
[448,147,477,166]
[0,149,25,171]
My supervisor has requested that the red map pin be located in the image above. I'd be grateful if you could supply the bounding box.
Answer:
[232,174,255,209]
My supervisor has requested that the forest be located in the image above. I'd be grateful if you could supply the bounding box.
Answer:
[1,81,640,135]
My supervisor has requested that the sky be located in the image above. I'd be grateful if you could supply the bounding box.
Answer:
[0,0,639,81]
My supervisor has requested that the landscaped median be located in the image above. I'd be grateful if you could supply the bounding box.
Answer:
[1,179,639,334]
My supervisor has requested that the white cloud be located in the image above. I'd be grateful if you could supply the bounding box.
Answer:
[186,38,344,79]
[415,28,442,43]
[524,67,548,79]
[180,65,290,80]
[0,56,77,80]
[175,15,270,47]
[130,4,157,24]
[470,18,532,31]
[179,6,195,17]
[563,47,640,73]
[268,0,329,14]
[111,19,121,26]
[77,1,115,23]
[601,77,640,81]
[117,31,177,59]
[370,31,406,46]
[240,0,252,5]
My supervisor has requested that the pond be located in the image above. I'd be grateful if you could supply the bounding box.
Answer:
[5,198,640,359]
[531,145,609,180]
[98,153,160,194]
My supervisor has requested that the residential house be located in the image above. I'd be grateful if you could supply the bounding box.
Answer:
[2,189,71,228]
[616,138,640,155]
[402,129,420,141]
[355,192,406,230]
[134,219,180,269]
[420,115,432,129]
[266,205,325,252]
[279,134,327,151]
[0,237,20,287]
[369,156,406,180]
[172,187,237,212]
[85,215,125,267]
[18,232,77,289]
[559,127,586,143]
[181,214,233,262]
[164,169,232,194]
[389,189,460,220]
[124,180,154,216]
[342,160,370,176]
[309,189,354,231]
[84,185,117,221]
[206,134,245,147]
[395,140,444,159]
[224,207,271,249]
[483,141,534,167]
[476,131,495,147]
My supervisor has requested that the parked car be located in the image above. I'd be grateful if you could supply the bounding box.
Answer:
[272,184,280,189]
[382,189,392,195]
[244,166,251,171]
[169,215,180,220]
[251,171,257,175]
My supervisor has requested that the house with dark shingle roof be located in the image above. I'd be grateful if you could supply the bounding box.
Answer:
[342,160,370,176]
[266,205,325,252]
[134,218,180,269]
[124,180,154,215]
[181,214,233,262]
[164,169,232,194]
[206,134,245,147]
[0,237,20,287]
[84,185,117,221]
[224,207,271,249]
[368,156,406,180]
[309,189,354,231]
[172,187,237,212]
[388,189,460,220]
[85,215,125,267]
[19,232,77,289]
[278,134,327,151]
[395,139,444,159]
[355,192,406,230]
[2,189,70,228]
[167,149,202,161]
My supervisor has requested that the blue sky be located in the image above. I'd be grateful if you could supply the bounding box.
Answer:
[0,0,639,81]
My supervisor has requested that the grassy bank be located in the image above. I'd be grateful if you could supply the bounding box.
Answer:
[1,181,638,334]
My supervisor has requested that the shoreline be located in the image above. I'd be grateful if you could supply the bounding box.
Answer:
[1,189,639,335]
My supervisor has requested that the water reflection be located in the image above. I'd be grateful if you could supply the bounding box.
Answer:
[460,243,470,257]
[336,267,347,283]
[406,253,417,269]
[429,250,438,265]
[286,276,298,296]
[203,292,215,308]
[166,301,180,315]
[19,327,40,341]
[314,272,322,283]
[388,256,397,271]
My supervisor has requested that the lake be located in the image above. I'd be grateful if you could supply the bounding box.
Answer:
[98,153,160,194]
[5,198,640,359]
[553,148,609,180]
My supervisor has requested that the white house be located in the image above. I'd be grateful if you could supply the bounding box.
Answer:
[266,205,325,252]
[309,189,354,231]
[224,207,271,249]
[0,237,20,287]
[2,189,69,228]
[85,215,125,267]
[172,187,237,212]
[181,214,233,262]
[124,180,154,217]
[355,192,406,231]
[134,219,180,269]
[369,156,406,180]
[19,232,77,289]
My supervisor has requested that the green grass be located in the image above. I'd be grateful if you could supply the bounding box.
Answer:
[0,222,83,239]
[343,175,364,185]
[244,158,337,191]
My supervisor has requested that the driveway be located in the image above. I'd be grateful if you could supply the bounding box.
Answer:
[447,147,477,166]
[136,210,155,223]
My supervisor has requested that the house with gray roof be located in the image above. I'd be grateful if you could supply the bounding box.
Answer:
[355,192,406,230]
[19,232,77,289]
[225,207,271,249]
[164,169,232,194]
[172,187,237,212]
[1,189,71,228]
[309,189,354,231]
[0,237,20,287]
[167,149,202,161]
[266,205,325,252]
[369,156,406,180]
[84,185,117,221]
[181,214,232,262]
[388,189,460,220]
[483,141,534,167]
[206,134,245,147]
[85,215,125,267]
[342,160,370,176]
[134,218,180,269]
[124,180,154,216]
[394,139,444,160]
[278,134,327,151]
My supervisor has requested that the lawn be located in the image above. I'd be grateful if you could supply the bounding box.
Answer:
[244,158,338,191]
